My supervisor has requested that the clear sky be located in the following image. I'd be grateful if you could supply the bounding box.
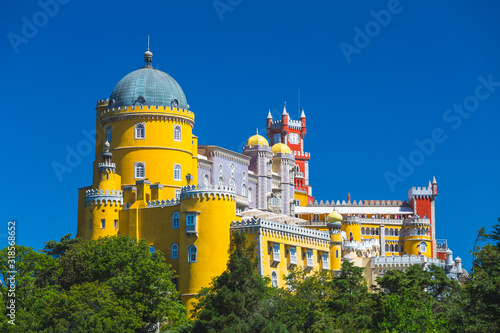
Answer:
[2,0,499,270]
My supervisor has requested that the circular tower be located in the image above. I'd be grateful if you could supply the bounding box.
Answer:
[327,210,343,271]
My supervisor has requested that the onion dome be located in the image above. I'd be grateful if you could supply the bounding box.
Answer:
[247,129,269,147]
[327,210,343,223]
[108,49,188,109]
[272,143,292,155]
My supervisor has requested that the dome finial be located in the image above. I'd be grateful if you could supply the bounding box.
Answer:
[144,35,153,67]
[256,128,259,135]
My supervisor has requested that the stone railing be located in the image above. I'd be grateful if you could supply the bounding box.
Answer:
[84,189,123,206]
[231,218,330,242]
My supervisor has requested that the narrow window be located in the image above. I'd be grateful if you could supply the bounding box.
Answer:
[135,123,145,139]
[241,184,246,196]
[174,125,182,141]
[187,245,197,263]
[171,243,179,259]
[271,271,278,287]
[336,249,339,258]
[172,212,180,229]
[204,174,209,187]
[248,187,252,202]
[361,227,365,235]
[174,164,182,181]
[100,219,105,229]
[135,163,145,179]
[175,189,181,200]
[218,177,223,186]
[106,126,111,143]
[114,219,118,229]
[229,178,236,189]
[89,219,93,229]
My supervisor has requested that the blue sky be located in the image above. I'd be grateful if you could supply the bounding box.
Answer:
[2,0,499,270]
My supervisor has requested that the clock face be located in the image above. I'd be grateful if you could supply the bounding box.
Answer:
[274,133,281,143]
[289,133,300,144]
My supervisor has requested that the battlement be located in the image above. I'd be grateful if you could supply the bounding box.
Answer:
[408,185,433,200]
[269,119,303,130]
[403,217,431,226]
[180,184,236,200]
[98,105,195,121]
[309,200,408,207]
[231,217,330,242]
[96,99,110,107]
[84,189,123,206]
[292,151,310,158]
[147,199,180,207]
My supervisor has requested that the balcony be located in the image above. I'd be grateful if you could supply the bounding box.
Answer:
[322,254,330,270]
[236,194,249,206]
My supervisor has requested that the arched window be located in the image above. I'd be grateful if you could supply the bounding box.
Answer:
[395,229,399,237]
[385,244,389,252]
[272,196,277,207]
[229,178,236,189]
[419,242,427,253]
[218,177,223,186]
[277,196,282,207]
[367,228,371,236]
[171,243,179,259]
[172,212,180,229]
[371,227,375,235]
[385,228,388,235]
[204,174,209,187]
[271,271,278,288]
[230,163,235,173]
[242,172,246,181]
[135,123,145,139]
[135,162,145,179]
[218,164,223,173]
[248,187,253,203]
[187,245,197,263]
[390,228,394,236]
[174,125,182,141]
[174,165,182,181]
[361,227,365,235]
[376,228,379,236]
[241,184,246,196]
[390,244,394,252]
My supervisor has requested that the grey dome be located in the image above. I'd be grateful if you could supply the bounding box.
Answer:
[109,66,188,109]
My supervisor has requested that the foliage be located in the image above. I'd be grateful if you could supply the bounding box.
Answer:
[445,219,500,332]
[191,231,285,333]
[42,233,81,259]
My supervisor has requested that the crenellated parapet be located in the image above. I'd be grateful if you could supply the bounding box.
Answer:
[372,254,443,270]
[146,199,179,207]
[84,189,123,206]
[180,184,236,200]
[308,199,409,207]
[99,105,195,127]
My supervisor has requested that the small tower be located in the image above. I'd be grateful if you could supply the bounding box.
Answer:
[300,109,306,140]
[82,142,123,240]
[327,210,343,271]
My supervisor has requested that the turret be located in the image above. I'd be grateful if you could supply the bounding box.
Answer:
[267,109,273,130]
[281,103,288,141]
[82,142,123,240]
[327,210,343,271]
[432,176,438,197]
[300,108,307,139]
[445,248,454,267]
[455,256,462,273]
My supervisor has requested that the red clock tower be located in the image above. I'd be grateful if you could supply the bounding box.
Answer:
[267,104,314,204]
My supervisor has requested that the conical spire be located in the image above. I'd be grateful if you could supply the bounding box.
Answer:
[282,102,288,115]
[432,176,437,184]
[300,108,306,118]
[267,109,273,119]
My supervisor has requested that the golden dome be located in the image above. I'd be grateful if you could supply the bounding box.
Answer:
[247,133,269,147]
[327,210,343,223]
[272,143,292,155]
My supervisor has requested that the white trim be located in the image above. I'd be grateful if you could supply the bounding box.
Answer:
[187,244,197,263]
[134,162,145,179]
[174,125,182,142]
[134,122,146,139]
[174,164,182,181]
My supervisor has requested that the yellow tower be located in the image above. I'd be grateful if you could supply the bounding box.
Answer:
[403,217,432,256]
[343,215,361,242]
[80,142,122,240]
[327,210,343,271]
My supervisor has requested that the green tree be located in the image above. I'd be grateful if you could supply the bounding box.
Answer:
[274,268,334,332]
[191,231,286,333]
[57,235,186,331]
[446,219,500,332]
[327,261,375,332]
[42,234,81,259]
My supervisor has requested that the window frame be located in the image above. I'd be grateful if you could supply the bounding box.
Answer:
[171,243,179,259]
[174,125,182,142]
[106,126,112,143]
[134,162,145,179]
[172,211,180,229]
[135,122,145,139]
[100,219,105,229]
[271,271,278,288]
[185,213,197,233]
[187,244,197,263]
[174,164,182,181]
